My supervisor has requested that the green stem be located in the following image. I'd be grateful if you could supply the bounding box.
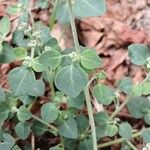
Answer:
[84,86,97,150]
[67,0,80,53]
[31,48,35,59]
[32,114,58,132]
[98,130,142,148]
[49,0,59,30]
[126,140,138,150]
[110,98,130,120]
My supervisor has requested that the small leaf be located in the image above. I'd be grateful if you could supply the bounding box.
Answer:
[76,115,89,133]
[144,112,150,125]
[95,112,109,125]
[0,103,10,121]
[17,106,32,122]
[15,122,30,140]
[0,43,2,53]
[8,67,35,96]
[56,0,106,23]
[0,43,16,64]
[105,124,118,137]
[6,4,22,15]
[119,122,132,139]
[142,82,150,95]
[127,97,150,118]
[39,50,62,69]
[13,47,27,60]
[29,80,45,97]
[80,49,102,69]
[0,134,15,150]
[32,121,48,136]
[0,86,5,101]
[128,44,149,65]
[32,57,47,72]
[141,129,150,143]
[58,118,78,139]
[132,84,142,96]
[0,16,10,38]
[41,103,59,123]
[55,65,88,98]
[93,84,115,105]
[78,138,93,150]
[118,77,132,94]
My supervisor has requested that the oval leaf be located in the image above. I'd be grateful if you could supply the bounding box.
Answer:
[81,49,102,69]
[119,122,132,139]
[55,65,88,98]
[41,103,59,123]
[39,50,62,69]
[93,84,115,105]
[13,47,27,60]
[128,44,149,65]
[15,122,30,140]
[58,118,78,139]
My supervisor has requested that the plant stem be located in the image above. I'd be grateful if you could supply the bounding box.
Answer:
[98,130,142,148]
[110,98,130,120]
[126,140,138,150]
[67,0,80,53]
[84,86,97,150]
[49,0,59,30]
[32,114,58,132]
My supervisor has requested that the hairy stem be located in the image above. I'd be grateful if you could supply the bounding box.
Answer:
[98,130,142,148]
[67,0,80,53]
[126,140,138,150]
[84,86,97,150]
[32,114,58,132]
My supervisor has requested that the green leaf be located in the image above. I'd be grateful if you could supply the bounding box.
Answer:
[17,106,32,122]
[32,121,48,136]
[0,16,10,38]
[39,50,62,69]
[36,0,49,9]
[119,122,132,139]
[55,65,88,98]
[118,77,132,94]
[127,97,150,118]
[0,87,5,101]
[15,122,30,140]
[56,0,106,23]
[13,47,27,60]
[105,124,118,137]
[0,43,2,53]
[76,115,89,133]
[80,49,102,69]
[142,82,150,95]
[0,134,15,150]
[58,118,78,139]
[8,67,35,96]
[74,0,106,18]
[6,4,22,15]
[0,103,10,121]
[132,84,142,96]
[93,83,115,105]
[32,57,47,72]
[96,125,107,139]
[79,138,93,150]
[144,112,150,125]
[12,145,21,150]
[95,112,109,125]
[128,44,149,65]
[50,146,63,150]
[29,80,45,97]
[68,92,85,109]
[141,129,150,143]
[41,103,59,123]
[0,43,16,64]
